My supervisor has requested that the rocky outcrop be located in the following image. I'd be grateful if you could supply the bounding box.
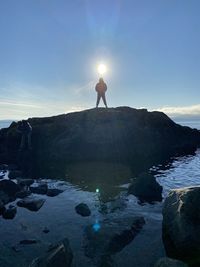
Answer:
[29,238,73,267]
[17,197,45,211]
[128,172,163,202]
[0,107,200,177]
[154,257,188,267]
[162,187,200,266]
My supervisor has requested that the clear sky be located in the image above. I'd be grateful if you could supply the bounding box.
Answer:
[0,0,200,120]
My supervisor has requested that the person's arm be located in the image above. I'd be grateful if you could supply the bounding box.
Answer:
[104,83,107,92]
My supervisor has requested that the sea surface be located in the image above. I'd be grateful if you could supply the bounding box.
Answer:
[0,119,200,267]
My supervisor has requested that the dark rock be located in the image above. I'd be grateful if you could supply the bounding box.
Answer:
[18,179,34,187]
[162,186,200,266]
[0,179,21,196]
[8,170,23,179]
[0,174,5,179]
[0,200,5,215]
[20,239,38,245]
[43,227,50,234]
[2,205,17,219]
[75,203,91,217]
[128,173,163,202]
[30,183,48,195]
[17,197,45,211]
[1,107,200,178]
[0,164,8,170]
[46,188,63,197]
[0,190,10,204]
[8,164,18,171]
[15,189,31,198]
[154,257,188,267]
[29,238,73,267]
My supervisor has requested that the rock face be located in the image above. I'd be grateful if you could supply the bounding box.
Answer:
[128,173,163,202]
[162,187,200,266]
[17,197,45,211]
[0,107,200,177]
[154,257,188,267]
[30,238,73,267]
[75,203,91,217]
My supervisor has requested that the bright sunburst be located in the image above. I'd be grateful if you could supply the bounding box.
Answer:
[97,64,107,75]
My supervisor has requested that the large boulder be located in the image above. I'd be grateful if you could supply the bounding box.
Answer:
[0,107,200,178]
[162,186,200,266]
[2,205,17,219]
[29,238,73,267]
[0,179,20,197]
[154,257,188,267]
[128,173,163,202]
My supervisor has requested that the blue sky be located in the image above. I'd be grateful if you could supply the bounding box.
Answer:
[0,0,200,119]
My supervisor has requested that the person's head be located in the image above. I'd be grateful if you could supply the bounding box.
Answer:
[99,77,104,83]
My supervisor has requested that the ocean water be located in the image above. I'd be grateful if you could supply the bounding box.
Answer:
[0,120,13,129]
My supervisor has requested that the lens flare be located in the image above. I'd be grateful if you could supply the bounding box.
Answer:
[97,64,107,75]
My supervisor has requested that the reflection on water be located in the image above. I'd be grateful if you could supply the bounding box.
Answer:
[1,151,200,266]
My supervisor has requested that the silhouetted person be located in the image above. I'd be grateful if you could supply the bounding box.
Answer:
[95,78,108,108]
[17,120,32,150]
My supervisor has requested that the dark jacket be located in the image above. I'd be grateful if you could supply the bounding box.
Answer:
[95,82,107,94]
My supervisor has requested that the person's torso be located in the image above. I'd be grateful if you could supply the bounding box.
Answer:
[96,82,107,93]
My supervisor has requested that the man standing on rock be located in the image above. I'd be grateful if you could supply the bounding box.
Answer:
[95,78,108,108]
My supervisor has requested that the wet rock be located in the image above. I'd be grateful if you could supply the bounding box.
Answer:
[0,164,8,170]
[83,216,145,264]
[0,179,21,197]
[46,188,63,197]
[8,164,18,171]
[154,257,188,267]
[0,200,5,215]
[0,173,5,179]
[20,239,38,245]
[43,227,50,234]
[17,197,45,211]
[29,238,73,267]
[18,179,34,187]
[0,190,10,204]
[2,205,17,219]
[128,173,163,203]
[162,186,200,266]
[75,203,91,217]
[8,170,23,179]
[30,183,48,195]
[15,189,31,199]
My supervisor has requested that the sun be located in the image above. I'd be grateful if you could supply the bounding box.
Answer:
[97,64,107,75]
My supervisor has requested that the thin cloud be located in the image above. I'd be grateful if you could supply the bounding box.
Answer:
[0,101,40,108]
[157,104,200,117]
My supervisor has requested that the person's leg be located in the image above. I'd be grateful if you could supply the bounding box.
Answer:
[102,93,108,108]
[96,93,101,108]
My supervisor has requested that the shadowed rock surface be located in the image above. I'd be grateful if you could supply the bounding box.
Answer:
[154,257,188,267]
[162,186,200,267]
[0,107,200,178]
[128,172,163,203]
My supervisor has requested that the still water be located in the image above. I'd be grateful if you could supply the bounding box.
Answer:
[0,150,200,267]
